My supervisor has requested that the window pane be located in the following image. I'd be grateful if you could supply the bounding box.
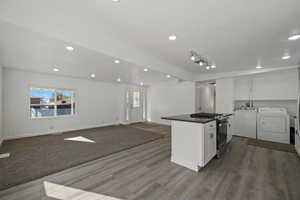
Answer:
[30,88,75,119]
[56,91,72,104]
[31,105,55,118]
[57,104,72,116]
[133,91,140,108]
[30,90,55,105]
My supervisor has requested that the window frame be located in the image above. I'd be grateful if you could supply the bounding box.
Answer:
[29,87,76,119]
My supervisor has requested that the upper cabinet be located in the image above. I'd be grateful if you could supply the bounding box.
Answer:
[252,69,298,100]
[234,69,298,101]
[234,76,252,100]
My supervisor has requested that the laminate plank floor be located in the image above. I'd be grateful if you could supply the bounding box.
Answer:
[0,123,300,200]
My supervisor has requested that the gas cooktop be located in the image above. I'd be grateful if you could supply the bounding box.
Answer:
[190,113,222,118]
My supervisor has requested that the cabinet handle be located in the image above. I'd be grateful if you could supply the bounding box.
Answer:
[210,125,214,127]
[210,133,214,138]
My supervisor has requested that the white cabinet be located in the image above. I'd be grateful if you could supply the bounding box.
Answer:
[203,121,217,166]
[252,69,298,100]
[233,110,257,138]
[234,69,298,100]
[171,120,216,171]
[234,77,252,100]
[227,116,233,142]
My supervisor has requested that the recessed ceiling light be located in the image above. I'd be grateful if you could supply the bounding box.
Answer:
[117,78,121,82]
[90,74,96,78]
[112,0,120,2]
[191,56,196,61]
[143,68,149,72]
[140,82,144,86]
[199,62,204,66]
[211,65,216,69]
[65,46,74,51]
[206,66,210,70]
[168,35,177,41]
[256,65,263,69]
[288,34,300,41]
[53,68,59,72]
[166,74,171,78]
[114,60,120,64]
[281,55,291,60]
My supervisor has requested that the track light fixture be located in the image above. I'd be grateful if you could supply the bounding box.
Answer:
[189,50,214,69]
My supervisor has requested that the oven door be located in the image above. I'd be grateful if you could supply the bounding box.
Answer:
[217,119,228,150]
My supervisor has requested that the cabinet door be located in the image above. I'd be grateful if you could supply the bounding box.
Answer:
[234,77,252,100]
[233,111,257,138]
[204,122,217,166]
[252,69,297,100]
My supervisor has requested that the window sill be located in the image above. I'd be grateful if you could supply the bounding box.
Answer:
[30,114,77,120]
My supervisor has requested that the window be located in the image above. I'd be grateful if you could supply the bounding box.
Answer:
[132,91,140,108]
[30,87,75,119]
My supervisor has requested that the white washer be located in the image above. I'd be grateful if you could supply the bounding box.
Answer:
[257,107,290,144]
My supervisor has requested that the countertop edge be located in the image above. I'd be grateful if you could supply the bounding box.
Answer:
[161,117,216,124]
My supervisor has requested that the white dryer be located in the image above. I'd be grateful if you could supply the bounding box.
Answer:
[257,107,290,144]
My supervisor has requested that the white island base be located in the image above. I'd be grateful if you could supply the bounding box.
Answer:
[170,120,217,172]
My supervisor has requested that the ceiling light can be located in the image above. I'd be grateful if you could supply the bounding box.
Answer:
[65,46,74,51]
[168,35,177,41]
[288,34,300,41]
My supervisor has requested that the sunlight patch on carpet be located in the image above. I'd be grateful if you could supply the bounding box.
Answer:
[64,136,95,143]
[0,153,10,159]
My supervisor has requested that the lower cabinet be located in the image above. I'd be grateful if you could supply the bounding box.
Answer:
[171,120,217,171]
[202,121,217,166]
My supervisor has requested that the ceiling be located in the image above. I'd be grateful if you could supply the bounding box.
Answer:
[0,0,299,84]
[0,20,179,86]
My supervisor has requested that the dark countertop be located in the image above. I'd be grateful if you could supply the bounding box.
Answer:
[161,113,233,124]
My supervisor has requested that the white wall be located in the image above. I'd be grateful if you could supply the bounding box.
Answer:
[147,81,195,125]
[3,69,124,139]
[0,66,3,145]
[216,78,234,113]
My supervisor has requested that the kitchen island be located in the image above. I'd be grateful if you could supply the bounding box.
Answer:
[162,113,231,171]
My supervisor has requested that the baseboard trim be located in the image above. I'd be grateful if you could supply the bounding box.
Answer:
[3,122,121,141]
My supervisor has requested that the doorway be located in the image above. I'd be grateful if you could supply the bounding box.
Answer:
[195,81,216,113]
[125,87,146,123]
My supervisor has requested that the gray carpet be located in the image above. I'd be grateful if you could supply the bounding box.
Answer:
[0,125,164,190]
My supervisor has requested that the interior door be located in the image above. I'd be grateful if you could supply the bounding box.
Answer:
[125,87,146,123]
